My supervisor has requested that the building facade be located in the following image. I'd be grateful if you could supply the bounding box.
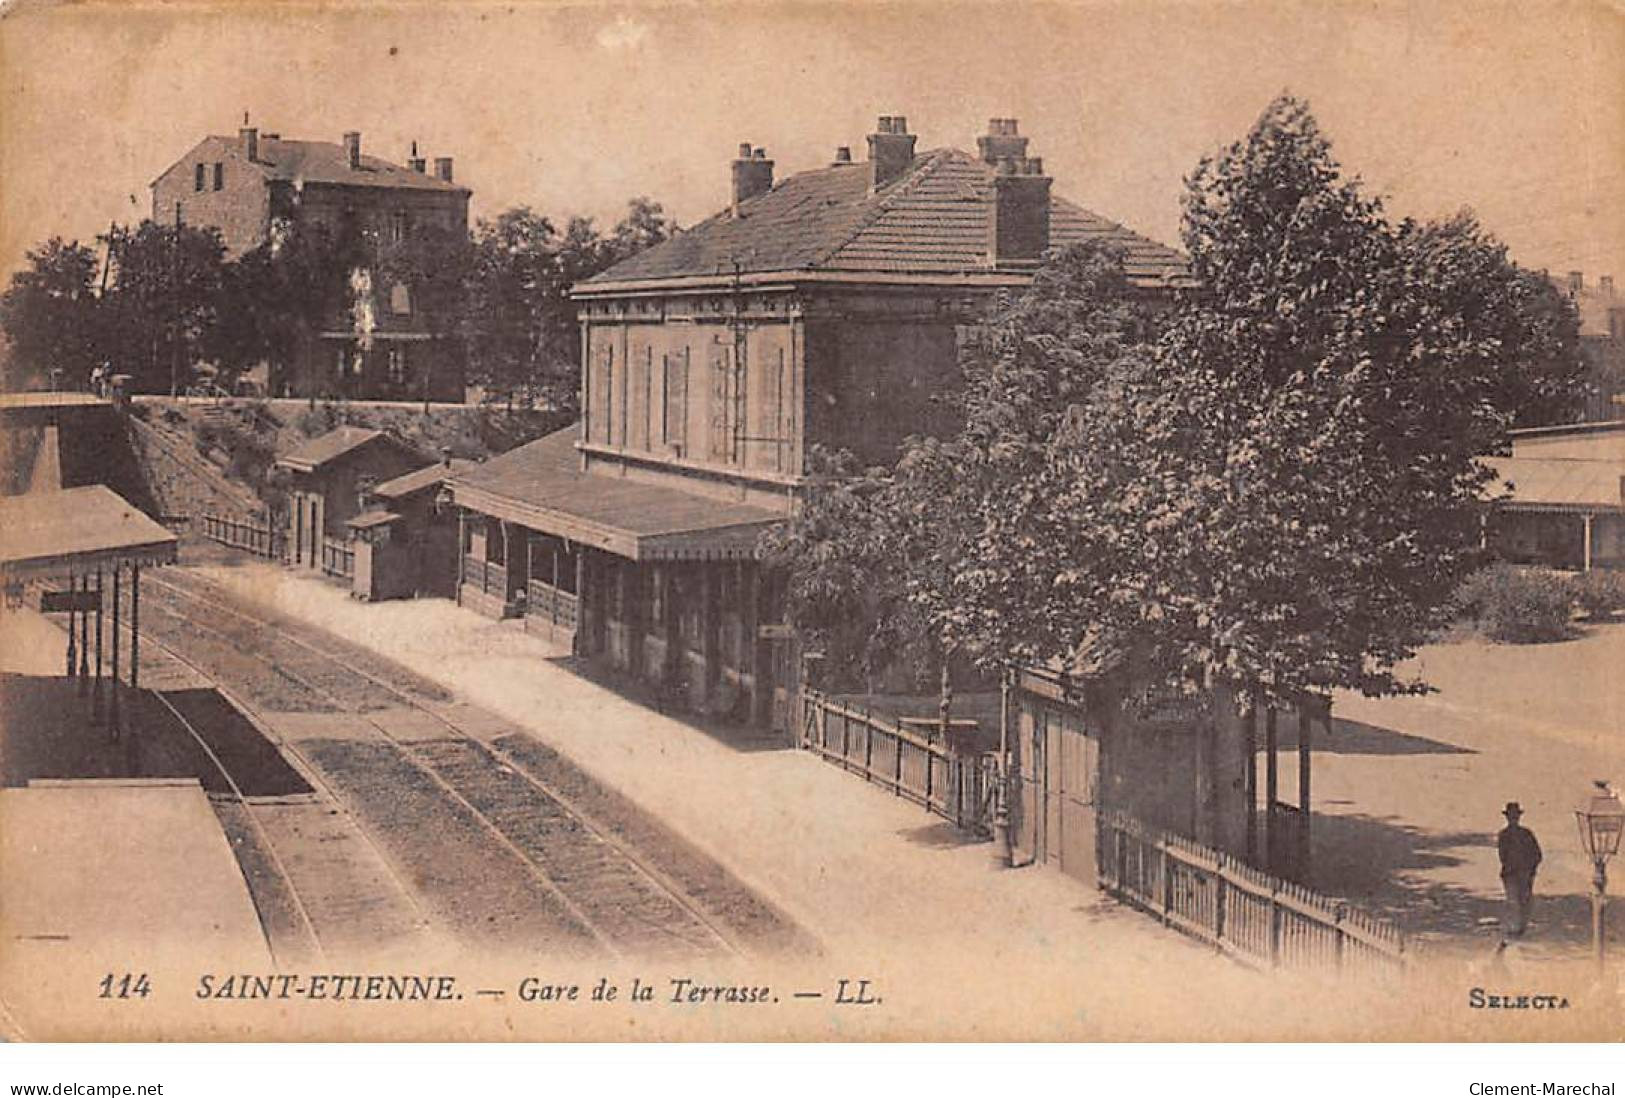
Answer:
[451,115,1188,735]
[151,126,470,401]
[1485,419,1625,570]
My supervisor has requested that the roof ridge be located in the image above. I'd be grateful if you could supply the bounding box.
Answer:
[808,148,959,270]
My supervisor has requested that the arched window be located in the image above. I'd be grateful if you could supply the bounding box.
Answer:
[390,283,412,315]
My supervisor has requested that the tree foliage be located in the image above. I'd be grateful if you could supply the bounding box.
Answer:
[0,237,104,390]
[774,94,1590,713]
[100,221,229,393]
[464,197,676,411]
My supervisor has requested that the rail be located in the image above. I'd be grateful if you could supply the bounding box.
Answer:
[800,689,994,836]
[1097,809,1409,975]
[321,536,355,580]
[199,512,284,561]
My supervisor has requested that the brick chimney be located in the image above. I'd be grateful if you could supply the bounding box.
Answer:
[1568,270,1584,294]
[977,117,1029,166]
[867,115,916,191]
[434,157,454,183]
[240,126,258,163]
[1602,275,1615,298]
[731,144,774,213]
[831,146,853,166]
[408,140,426,173]
[343,131,362,170]
[987,143,1052,267]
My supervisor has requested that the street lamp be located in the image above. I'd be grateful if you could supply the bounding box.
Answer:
[1575,780,1625,969]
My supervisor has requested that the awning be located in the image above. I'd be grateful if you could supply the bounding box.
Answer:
[1484,456,1625,514]
[450,428,788,562]
[0,486,178,579]
[346,510,403,530]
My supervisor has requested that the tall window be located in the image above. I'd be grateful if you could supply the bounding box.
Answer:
[663,349,688,450]
[390,211,408,244]
[591,344,615,445]
[213,162,224,191]
[194,164,205,192]
[389,283,412,315]
[387,346,406,385]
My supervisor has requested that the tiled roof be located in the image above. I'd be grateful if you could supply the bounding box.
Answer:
[581,149,1189,289]
[451,427,786,560]
[275,426,420,473]
[174,135,467,194]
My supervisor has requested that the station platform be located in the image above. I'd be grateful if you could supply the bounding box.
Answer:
[0,777,270,1034]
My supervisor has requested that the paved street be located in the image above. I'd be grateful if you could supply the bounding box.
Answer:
[1310,625,1624,962]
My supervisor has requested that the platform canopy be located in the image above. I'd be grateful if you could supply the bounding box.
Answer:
[0,485,177,580]
[451,427,787,562]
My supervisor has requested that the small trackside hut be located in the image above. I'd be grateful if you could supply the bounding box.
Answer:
[345,455,473,600]
[275,426,427,572]
[1007,665,1330,886]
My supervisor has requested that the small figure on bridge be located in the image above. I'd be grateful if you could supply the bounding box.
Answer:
[1497,801,1542,939]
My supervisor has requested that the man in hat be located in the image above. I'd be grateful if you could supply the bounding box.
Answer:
[1497,802,1542,938]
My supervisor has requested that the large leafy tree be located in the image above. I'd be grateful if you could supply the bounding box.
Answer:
[804,95,1587,719]
[962,95,1586,708]
[100,221,229,393]
[375,217,472,406]
[465,206,573,409]
[1129,95,1588,703]
[760,447,922,694]
[221,217,365,395]
[465,197,676,412]
[0,237,103,390]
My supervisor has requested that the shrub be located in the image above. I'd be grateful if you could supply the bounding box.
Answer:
[1455,564,1576,643]
[294,400,341,437]
[192,419,222,453]
[1574,569,1625,621]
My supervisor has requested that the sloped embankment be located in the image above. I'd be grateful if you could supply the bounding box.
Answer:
[127,413,265,522]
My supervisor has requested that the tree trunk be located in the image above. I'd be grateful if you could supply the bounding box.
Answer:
[938,659,953,738]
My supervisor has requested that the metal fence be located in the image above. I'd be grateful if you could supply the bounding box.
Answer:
[800,690,995,835]
[1097,809,1409,975]
[199,513,283,561]
[321,536,355,580]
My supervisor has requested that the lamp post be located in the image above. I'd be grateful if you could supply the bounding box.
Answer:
[1575,780,1625,970]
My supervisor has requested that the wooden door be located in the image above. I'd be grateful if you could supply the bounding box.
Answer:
[1042,708,1062,866]
[1057,711,1099,883]
[1014,704,1044,864]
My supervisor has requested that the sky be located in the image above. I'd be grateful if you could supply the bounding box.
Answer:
[1,0,1622,289]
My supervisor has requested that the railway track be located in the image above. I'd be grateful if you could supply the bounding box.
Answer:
[101,609,435,967]
[133,569,742,961]
[128,668,328,970]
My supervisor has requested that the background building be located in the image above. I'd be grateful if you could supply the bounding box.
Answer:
[151,125,470,401]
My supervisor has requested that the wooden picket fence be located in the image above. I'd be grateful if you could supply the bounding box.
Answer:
[800,689,995,835]
[1097,808,1410,975]
[199,512,284,561]
[321,536,355,580]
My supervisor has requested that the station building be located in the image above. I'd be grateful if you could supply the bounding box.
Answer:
[450,114,1188,734]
